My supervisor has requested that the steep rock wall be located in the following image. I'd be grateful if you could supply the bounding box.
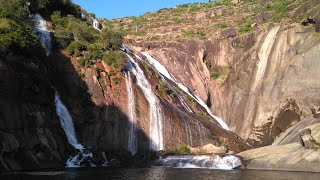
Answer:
[0,56,70,171]
[127,23,320,147]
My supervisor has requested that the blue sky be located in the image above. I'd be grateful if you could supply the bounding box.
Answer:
[72,0,209,19]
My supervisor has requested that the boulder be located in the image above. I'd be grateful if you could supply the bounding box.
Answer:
[189,144,226,154]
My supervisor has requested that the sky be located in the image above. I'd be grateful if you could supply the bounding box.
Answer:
[72,0,210,19]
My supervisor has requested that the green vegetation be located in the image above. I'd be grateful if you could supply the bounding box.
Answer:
[108,71,116,76]
[169,145,191,155]
[0,0,38,54]
[112,77,121,84]
[77,70,85,78]
[103,51,126,69]
[187,95,197,108]
[142,62,153,77]
[237,18,255,34]
[217,23,228,29]
[157,81,175,97]
[210,66,230,80]
[0,17,38,53]
[197,112,210,120]
[263,0,295,21]
[50,6,125,71]
[234,42,244,49]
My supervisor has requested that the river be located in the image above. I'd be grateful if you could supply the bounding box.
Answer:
[1,167,319,180]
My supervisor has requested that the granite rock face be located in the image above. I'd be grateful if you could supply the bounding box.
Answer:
[128,23,320,148]
[238,116,320,172]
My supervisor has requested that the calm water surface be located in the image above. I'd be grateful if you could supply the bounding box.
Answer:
[1,167,319,180]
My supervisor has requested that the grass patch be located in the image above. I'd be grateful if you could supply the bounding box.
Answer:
[210,66,230,80]
[217,23,228,29]
[157,81,175,97]
[237,19,255,34]
[169,145,191,155]
[197,112,210,120]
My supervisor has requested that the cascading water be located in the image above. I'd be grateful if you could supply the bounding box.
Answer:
[126,54,164,151]
[92,19,101,31]
[54,91,84,150]
[34,14,106,167]
[125,72,137,155]
[159,155,242,170]
[140,52,230,130]
[34,14,51,56]
[133,53,193,113]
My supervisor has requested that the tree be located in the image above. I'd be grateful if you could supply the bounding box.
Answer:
[100,29,123,51]
[0,0,30,22]
[0,18,38,53]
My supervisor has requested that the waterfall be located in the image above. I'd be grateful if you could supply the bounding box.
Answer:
[125,72,137,155]
[159,155,242,170]
[54,91,84,150]
[126,55,164,151]
[140,52,230,130]
[92,18,101,31]
[55,91,99,167]
[34,14,106,167]
[133,53,193,113]
[34,13,51,56]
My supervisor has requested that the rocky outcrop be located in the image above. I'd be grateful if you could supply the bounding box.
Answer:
[238,115,320,172]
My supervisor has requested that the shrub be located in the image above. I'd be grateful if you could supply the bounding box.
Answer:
[211,72,221,80]
[0,18,38,53]
[0,0,30,22]
[170,146,191,155]
[66,41,88,55]
[112,77,121,84]
[108,71,116,76]
[54,29,73,48]
[237,19,255,34]
[142,62,153,77]
[157,81,168,92]
[100,29,123,51]
[103,51,126,70]
[181,29,193,38]
[197,112,210,120]
[77,70,85,78]
[77,56,90,67]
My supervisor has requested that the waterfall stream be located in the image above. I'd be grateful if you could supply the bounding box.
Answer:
[34,14,51,56]
[34,13,105,167]
[125,72,137,155]
[140,52,230,130]
[54,91,83,150]
[126,54,164,151]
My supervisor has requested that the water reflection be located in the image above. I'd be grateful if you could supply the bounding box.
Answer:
[1,167,319,180]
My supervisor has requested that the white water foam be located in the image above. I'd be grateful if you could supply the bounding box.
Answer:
[161,155,242,170]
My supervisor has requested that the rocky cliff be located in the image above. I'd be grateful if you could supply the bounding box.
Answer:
[120,0,320,147]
